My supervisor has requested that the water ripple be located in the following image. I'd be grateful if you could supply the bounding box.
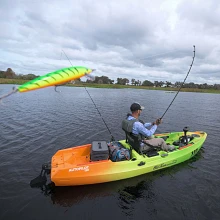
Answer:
[0,85,220,219]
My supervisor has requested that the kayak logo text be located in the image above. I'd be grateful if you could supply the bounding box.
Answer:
[69,166,89,172]
[153,160,177,170]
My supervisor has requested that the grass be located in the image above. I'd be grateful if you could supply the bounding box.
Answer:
[0,78,220,94]
[0,78,29,85]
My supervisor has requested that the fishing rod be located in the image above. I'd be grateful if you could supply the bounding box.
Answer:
[160,45,195,119]
[62,50,115,141]
[84,87,115,141]
[62,50,73,66]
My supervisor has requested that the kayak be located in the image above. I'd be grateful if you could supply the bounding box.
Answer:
[47,130,207,186]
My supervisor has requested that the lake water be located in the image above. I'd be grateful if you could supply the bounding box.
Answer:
[0,84,219,220]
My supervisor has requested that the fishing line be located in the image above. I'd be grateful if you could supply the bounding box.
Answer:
[0,87,18,103]
[160,45,196,119]
[54,50,75,92]
[84,87,115,141]
[137,50,180,60]
[62,50,74,66]
[62,50,115,141]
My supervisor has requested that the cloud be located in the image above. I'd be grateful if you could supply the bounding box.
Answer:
[0,0,220,84]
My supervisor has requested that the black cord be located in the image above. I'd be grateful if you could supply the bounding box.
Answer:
[84,87,115,141]
[61,49,115,141]
[160,45,196,119]
[62,50,73,66]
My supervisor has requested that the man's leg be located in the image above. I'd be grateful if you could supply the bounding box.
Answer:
[144,138,171,151]
[140,144,151,152]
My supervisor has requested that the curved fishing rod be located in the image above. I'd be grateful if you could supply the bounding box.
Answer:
[62,50,115,141]
[160,45,195,119]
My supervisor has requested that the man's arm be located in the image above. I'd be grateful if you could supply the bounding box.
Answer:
[144,122,153,128]
[135,122,157,137]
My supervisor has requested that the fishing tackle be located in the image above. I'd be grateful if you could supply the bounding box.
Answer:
[0,66,94,101]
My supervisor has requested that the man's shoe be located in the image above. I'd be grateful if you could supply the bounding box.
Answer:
[168,145,175,151]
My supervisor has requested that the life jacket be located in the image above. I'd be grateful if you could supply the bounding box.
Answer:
[122,116,144,153]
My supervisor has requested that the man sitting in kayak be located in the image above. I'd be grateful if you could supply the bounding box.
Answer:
[122,102,175,153]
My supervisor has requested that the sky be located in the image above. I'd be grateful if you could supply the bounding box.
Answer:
[0,0,220,84]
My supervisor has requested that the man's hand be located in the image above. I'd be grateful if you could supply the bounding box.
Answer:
[156,118,162,125]
[152,118,162,125]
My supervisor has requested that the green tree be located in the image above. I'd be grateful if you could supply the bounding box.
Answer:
[117,78,129,85]
[165,81,172,87]
[213,84,220,90]
[131,78,135,85]
[142,80,154,86]
[92,76,113,84]
[0,71,6,78]
[174,81,182,88]
[134,80,140,86]
[5,68,16,78]
[154,81,164,87]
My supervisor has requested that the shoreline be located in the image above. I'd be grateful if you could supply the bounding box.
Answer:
[0,78,220,94]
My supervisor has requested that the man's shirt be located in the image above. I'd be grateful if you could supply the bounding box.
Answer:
[127,115,157,137]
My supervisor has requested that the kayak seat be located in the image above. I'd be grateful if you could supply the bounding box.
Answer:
[124,130,140,153]
[123,130,158,156]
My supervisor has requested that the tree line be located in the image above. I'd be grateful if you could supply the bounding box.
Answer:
[89,75,220,90]
[1,68,220,90]
[0,68,39,80]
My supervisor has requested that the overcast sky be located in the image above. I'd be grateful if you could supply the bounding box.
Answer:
[0,0,220,84]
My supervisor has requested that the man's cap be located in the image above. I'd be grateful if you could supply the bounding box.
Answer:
[130,103,145,112]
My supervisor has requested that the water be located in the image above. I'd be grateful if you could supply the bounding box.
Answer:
[0,84,219,220]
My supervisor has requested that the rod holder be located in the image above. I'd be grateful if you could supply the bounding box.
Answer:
[183,127,189,145]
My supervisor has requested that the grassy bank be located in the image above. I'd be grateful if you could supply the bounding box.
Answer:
[0,78,220,94]
[0,78,29,85]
